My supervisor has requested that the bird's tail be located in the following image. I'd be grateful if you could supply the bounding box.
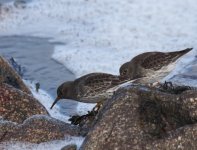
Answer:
[168,48,193,61]
[173,48,193,57]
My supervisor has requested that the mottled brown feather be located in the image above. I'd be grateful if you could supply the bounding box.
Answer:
[75,73,122,99]
[141,48,192,71]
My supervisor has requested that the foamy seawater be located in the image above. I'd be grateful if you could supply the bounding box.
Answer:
[0,0,196,77]
[25,80,95,120]
[0,0,197,149]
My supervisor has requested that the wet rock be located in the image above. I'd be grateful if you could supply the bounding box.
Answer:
[147,123,197,149]
[0,119,17,143]
[80,85,197,150]
[61,144,77,150]
[0,83,49,123]
[80,86,148,150]
[0,56,31,94]
[0,115,80,144]
[71,82,197,136]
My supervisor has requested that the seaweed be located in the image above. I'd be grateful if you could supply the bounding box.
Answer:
[158,81,196,94]
[69,110,98,126]
[9,57,25,77]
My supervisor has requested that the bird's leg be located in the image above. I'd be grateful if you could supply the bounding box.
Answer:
[35,82,40,92]
[152,81,160,87]
[148,81,160,88]
[163,81,173,90]
[92,101,103,112]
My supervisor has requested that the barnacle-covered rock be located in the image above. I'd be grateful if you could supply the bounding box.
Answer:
[80,84,197,150]
[0,115,80,144]
[146,123,197,149]
[0,83,49,123]
[0,119,17,143]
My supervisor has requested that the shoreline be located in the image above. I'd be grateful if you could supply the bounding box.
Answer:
[0,35,80,116]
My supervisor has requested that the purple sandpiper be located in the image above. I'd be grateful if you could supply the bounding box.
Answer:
[50,73,127,109]
[119,48,192,83]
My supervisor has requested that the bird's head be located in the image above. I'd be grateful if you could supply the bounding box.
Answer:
[50,81,74,109]
[119,62,130,79]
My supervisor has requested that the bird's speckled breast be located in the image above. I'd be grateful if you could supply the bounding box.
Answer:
[138,62,176,84]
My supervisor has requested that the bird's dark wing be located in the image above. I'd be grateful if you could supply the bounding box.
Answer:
[140,52,168,70]
[76,73,121,98]
[140,48,192,71]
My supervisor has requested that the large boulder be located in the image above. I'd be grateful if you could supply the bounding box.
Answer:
[0,115,80,144]
[0,56,31,94]
[80,85,197,150]
[0,83,49,123]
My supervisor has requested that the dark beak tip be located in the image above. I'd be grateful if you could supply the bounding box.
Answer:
[50,97,59,109]
[50,106,53,109]
[187,48,193,51]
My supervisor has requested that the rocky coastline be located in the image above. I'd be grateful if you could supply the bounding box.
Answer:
[0,55,197,150]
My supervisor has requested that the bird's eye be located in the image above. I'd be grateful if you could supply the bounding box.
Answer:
[57,89,62,96]
[122,69,127,75]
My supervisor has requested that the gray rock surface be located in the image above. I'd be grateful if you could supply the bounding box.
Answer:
[80,85,197,150]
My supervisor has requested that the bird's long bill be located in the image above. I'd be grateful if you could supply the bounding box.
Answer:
[50,97,59,109]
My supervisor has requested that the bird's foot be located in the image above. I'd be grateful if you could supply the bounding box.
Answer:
[148,81,160,88]
[92,101,103,112]
[35,82,40,92]
[162,81,174,90]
